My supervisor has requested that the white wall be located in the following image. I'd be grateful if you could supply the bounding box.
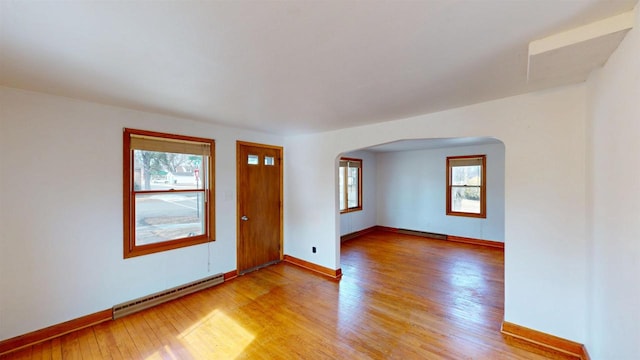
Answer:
[586,5,640,358]
[0,87,283,341]
[0,101,6,340]
[0,82,592,347]
[3,18,638,352]
[285,84,588,343]
[376,143,505,241]
[339,150,377,236]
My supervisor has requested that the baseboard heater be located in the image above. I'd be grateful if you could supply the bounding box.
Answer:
[396,228,447,240]
[112,273,224,319]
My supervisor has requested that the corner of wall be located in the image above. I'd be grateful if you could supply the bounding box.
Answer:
[583,2,640,356]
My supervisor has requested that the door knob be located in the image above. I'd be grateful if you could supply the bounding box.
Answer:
[241,215,249,221]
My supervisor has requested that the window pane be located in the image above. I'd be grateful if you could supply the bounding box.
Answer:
[265,156,275,166]
[451,186,481,213]
[135,192,205,246]
[347,167,359,208]
[248,154,259,165]
[339,167,346,210]
[451,165,481,186]
[133,150,204,190]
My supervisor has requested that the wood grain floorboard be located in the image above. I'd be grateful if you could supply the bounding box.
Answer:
[1,230,576,359]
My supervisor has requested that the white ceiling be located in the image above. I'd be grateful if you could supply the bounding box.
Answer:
[0,1,636,135]
[365,137,503,153]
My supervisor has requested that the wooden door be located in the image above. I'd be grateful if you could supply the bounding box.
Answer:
[236,141,283,274]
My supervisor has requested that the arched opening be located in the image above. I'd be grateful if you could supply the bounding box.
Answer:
[336,136,505,251]
[334,136,508,350]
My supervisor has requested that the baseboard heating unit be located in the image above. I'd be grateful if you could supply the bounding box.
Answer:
[112,273,224,319]
[396,228,447,240]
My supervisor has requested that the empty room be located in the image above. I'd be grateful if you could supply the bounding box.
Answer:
[1,1,639,359]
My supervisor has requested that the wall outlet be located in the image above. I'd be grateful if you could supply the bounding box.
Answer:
[312,246,317,253]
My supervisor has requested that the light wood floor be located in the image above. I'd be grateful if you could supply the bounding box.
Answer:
[3,231,575,359]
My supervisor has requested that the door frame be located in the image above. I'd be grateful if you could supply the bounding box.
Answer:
[235,141,284,274]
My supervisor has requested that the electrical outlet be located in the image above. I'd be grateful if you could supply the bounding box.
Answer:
[312,247,316,253]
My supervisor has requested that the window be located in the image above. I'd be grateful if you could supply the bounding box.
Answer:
[339,158,362,213]
[446,155,486,218]
[123,128,215,258]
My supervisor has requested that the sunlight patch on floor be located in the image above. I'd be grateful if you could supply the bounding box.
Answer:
[143,345,183,360]
[175,309,255,358]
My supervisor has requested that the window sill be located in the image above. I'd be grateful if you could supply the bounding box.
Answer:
[124,236,213,259]
[340,207,363,214]
[446,211,486,219]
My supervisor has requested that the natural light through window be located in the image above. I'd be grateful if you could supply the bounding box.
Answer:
[177,309,255,358]
[446,155,486,218]
[339,158,362,213]
[133,151,205,246]
[124,128,215,258]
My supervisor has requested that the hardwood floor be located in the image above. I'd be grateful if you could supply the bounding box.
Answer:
[2,231,576,359]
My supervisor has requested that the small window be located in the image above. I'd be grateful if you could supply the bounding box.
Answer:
[123,128,215,258]
[248,155,259,165]
[264,156,275,166]
[339,158,362,213]
[446,155,486,218]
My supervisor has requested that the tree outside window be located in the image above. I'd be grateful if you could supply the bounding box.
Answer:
[123,128,215,258]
